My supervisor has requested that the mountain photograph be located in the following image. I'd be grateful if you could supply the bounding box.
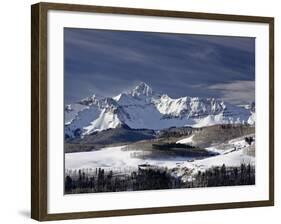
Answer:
[64,28,255,194]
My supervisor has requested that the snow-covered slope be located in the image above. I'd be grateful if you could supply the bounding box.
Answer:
[65,135,255,174]
[153,95,224,118]
[65,82,255,138]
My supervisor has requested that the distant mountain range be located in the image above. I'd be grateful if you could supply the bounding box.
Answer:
[65,82,255,139]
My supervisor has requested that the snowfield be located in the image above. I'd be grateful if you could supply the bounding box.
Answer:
[65,135,255,179]
[65,145,192,171]
[185,135,255,173]
[176,135,194,144]
[189,148,254,171]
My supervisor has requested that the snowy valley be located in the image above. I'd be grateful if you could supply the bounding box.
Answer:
[64,82,255,194]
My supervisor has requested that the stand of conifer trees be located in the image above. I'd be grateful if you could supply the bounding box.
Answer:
[65,163,255,194]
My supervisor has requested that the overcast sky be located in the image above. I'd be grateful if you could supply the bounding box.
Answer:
[64,28,255,105]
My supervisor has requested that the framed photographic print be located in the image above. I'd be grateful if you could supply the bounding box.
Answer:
[31,2,274,221]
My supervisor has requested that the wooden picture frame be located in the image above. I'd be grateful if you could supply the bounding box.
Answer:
[31,2,274,221]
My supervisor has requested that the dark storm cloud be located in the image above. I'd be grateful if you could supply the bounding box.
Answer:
[64,28,255,105]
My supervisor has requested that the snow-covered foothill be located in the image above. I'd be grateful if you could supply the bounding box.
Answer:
[65,135,255,181]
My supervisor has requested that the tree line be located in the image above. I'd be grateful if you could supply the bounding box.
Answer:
[192,163,255,187]
[65,163,255,194]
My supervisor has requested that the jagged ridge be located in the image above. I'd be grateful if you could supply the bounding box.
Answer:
[65,82,255,139]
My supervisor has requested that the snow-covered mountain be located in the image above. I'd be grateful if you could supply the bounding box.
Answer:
[65,82,255,138]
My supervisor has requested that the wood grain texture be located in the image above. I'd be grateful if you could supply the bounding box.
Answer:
[31,2,274,221]
[31,3,48,221]
[269,19,274,204]
[31,3,40,220]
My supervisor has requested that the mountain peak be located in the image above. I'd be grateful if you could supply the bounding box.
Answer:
[130,82,153,97]
[79,94,103,105]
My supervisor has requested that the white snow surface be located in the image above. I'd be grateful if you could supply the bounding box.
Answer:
[187,135,255,172]
[65,145,190,171]
[65,82,255,137]
[189,148,254,172]
[176,135,194,144]
[248,112,256,125]
[64,103,88,125]
[83,108,121,134]
[65,136,255,178]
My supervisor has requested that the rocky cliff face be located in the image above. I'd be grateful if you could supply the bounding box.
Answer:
[65,82,255,138]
